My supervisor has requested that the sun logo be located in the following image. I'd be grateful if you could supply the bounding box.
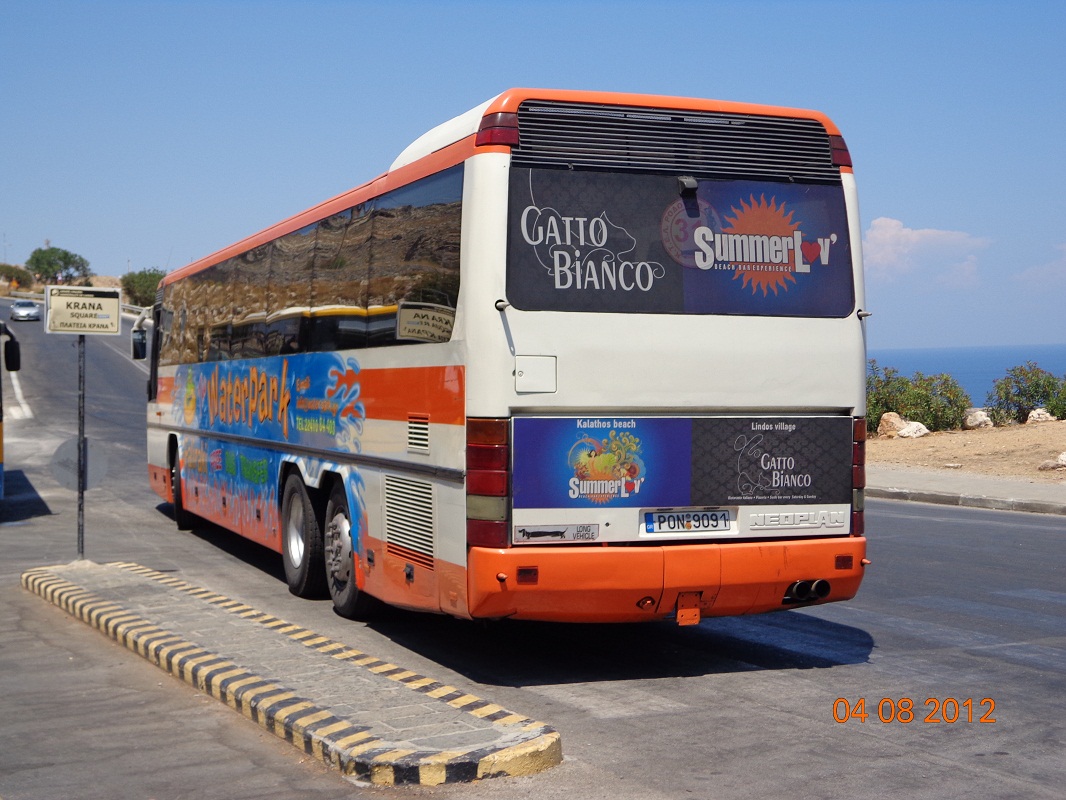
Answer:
[724,194,800,295]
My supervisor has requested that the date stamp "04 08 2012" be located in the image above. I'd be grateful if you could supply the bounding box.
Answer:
[834,697,997,724]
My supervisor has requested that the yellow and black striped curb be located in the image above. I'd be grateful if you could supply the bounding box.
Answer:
[21,563,562,786]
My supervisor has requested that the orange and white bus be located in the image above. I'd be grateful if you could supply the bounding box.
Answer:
[137,88,869,624]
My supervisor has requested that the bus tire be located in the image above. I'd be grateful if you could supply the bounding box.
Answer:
[170,449,194,531]
[324,480,376,619]
[281,473,326,598]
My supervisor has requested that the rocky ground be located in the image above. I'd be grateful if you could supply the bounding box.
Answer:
[867,419,1066,483]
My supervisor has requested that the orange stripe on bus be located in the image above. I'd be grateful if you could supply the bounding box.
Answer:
[360,365,465,426]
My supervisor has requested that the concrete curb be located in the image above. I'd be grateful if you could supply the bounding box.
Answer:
[867,486,1066,516]
[21,563,562,786]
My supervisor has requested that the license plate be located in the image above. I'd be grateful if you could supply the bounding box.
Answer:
[644,508,733,534]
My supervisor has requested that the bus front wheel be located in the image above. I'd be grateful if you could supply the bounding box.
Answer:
[324,480,376,619]
[281,473,326,598]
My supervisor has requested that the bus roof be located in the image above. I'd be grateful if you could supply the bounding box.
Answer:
[391,88,838,171]
[162,88,840,288]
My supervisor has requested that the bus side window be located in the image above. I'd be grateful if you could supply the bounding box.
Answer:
[310,205,369,352]
[367,167,462,348]
[269,223,316,354]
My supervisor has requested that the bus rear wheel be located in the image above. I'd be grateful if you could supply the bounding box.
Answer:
[170,449,194,531]
[281,473,326,598]
[324,481,376,619]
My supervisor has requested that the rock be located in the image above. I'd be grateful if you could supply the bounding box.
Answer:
[963,410,993,429]
[1037,452,1066,471]
[878,412,906,437]
[897,421,930,438]
[1027,408,1058,423]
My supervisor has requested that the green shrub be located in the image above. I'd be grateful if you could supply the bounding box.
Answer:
[121,268,166,308]
[1048,380,1066,420]
[905,372,972,431]
[0,262,34,288]
[867,361,910,431]
[866,360,971,432]
[986,361,1064,425]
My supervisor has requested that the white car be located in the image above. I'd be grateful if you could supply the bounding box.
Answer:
[9,300,41,321]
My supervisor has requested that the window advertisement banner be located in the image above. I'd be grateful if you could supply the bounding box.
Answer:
[512,415,853,510]
[506,169,854,317]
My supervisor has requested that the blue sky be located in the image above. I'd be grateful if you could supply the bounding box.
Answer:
[2,0,1063,350]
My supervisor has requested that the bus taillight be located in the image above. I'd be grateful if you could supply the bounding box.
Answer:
[852,417,866,536]
[466,418,511,548]
[475,112,520,147]
[830,134,852,168]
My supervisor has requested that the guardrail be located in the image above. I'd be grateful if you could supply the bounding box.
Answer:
[7,290,147,317]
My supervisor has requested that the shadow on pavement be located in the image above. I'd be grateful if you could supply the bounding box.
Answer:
[150,501,875,687]
[366,604,875,687]
[0,470,52,523]
[155,502,288,585]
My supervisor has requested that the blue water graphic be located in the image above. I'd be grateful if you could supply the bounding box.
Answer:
[867,344,1066,407]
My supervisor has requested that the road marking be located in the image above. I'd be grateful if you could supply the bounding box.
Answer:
[7,371,34,419]
[101,335,149,374]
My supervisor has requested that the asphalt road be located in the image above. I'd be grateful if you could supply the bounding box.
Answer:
[1,298,1063,800]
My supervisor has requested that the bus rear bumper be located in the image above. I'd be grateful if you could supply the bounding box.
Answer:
[466,537,867,623]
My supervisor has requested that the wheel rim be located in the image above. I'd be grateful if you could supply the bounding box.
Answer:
[326,510,353,587]
[285,499,305,567]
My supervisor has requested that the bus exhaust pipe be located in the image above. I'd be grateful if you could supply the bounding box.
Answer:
[784,579,831,603]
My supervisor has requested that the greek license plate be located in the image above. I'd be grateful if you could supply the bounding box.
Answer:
[644,508,733,534]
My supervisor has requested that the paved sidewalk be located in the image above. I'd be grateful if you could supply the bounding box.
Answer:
[20,561,561,787]
[867,464,1066,516]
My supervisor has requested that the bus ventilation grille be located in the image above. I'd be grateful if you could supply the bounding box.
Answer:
[512,99,841,184]
[407,414,430,453]
[384,475,435,570]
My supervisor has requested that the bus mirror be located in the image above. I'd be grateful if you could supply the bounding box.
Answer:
[4,338,20,373]
[132,328,147,360]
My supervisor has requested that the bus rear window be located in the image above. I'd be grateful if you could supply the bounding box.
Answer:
[506,168,854,317]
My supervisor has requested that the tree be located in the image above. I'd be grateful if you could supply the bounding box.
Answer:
[0,263,34,288]
[121,267,166,308]
[26,246,93,284]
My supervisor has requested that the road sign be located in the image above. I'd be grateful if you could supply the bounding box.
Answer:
[42,284,123,556]
[45,286,122,335]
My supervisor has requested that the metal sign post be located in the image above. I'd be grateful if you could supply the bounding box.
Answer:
[44,286,122,558]
[78,334,85,557]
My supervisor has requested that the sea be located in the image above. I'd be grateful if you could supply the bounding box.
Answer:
[867,343,1066,408]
